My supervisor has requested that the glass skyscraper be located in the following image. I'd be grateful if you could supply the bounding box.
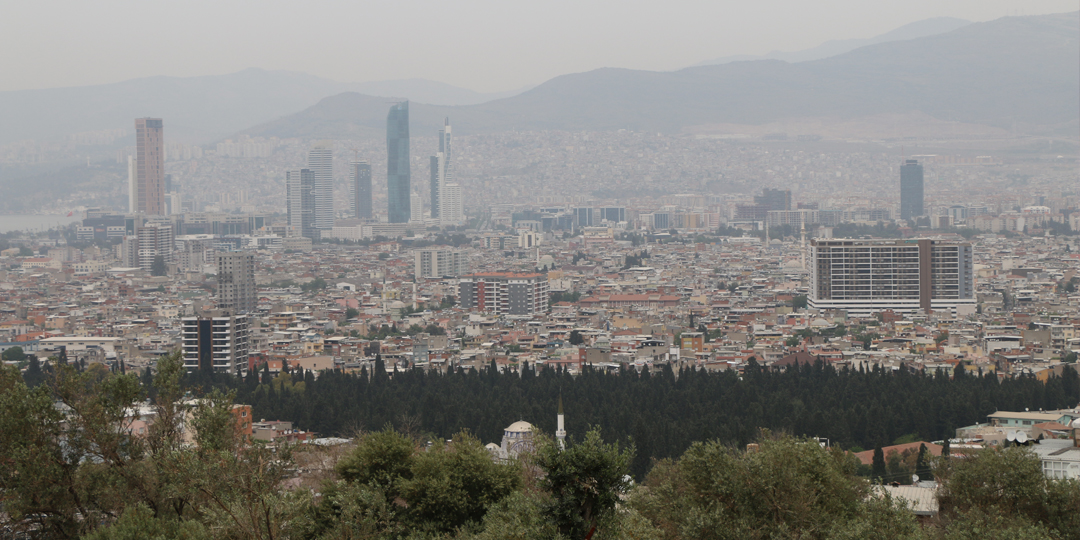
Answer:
[387,102,411,223]
[900,159,924,221]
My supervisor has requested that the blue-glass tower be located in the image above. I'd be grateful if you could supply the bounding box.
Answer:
[900,159,924,221]
[387,102,411,223]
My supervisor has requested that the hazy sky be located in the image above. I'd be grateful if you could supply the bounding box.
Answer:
[2,0,1075,93]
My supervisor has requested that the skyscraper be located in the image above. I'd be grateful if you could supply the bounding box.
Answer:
[286,169,317,240]
[216,251,256,314]
[900,159,924,221]
[351,160,372,219]
[430,118,453,220]
[134,118,165,215]
[387,102,411,223]
[429,155,441,219]
[307,143,334,230]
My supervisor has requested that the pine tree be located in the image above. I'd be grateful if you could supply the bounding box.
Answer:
[872,446,887,480]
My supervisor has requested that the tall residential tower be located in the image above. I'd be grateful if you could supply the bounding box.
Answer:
[286,168,317,240]
[134,118,165,215]
[387,102,411,223]
[307,143,334,230]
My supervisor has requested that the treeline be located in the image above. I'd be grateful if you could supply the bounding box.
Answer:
[4,355,1079,539]
[189,359,1080,478]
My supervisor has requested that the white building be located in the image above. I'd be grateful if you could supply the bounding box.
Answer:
[414,248,467,279]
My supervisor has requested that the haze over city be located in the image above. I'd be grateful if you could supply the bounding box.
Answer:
[1,2,1079,539]
[1,0,1076,92]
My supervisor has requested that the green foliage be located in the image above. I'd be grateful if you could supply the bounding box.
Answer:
[151,254,167,276]
[0,351,301,538]
[568,330,584,345]
[336,427,417,496]
[791,294,808,310]
[2,345,26,361]
[400,431,522,532]
[302,277,328,292]
[345,307,360,319]
[936,446,1080,536]
[630,434,921,540]
[549,291,582,305]
[536,427,634,538]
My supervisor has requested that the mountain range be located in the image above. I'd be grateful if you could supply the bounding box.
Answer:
[0,72,524,145]
[692,17,971,66]
[1,12,1076,147]
[246,12,1078,139]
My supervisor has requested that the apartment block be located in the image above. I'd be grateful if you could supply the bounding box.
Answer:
[809,238,974,316]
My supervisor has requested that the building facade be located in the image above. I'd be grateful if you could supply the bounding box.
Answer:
[136,223,174,271]
[134,118,165,215]
[181,314,250,374]
[809,238,975,316]
[440,183,463,226]
[459,272,550,316]
[286,168,318,240]
[307,144,334,231]
[414,248,467,279]
[351,160,372,219]
[900,159,925,221]
[216,251,256,313]
[387,102,411,223]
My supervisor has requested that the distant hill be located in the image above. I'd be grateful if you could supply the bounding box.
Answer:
[352,79,528,106]
[0,70,525,145]
[694,17,971,66]
[245,12,1078,139]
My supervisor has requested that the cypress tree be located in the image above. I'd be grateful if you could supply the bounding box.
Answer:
[872,446,887,480]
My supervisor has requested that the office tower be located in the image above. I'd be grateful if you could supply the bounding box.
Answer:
[458,272,550,316]
[411,192,423,222]
[441,183,463,226]
[181,314,250,374]
[414,248,467,279]
[387,102,411,223]
[573,207,594,228]
[127,156,137,213]
[307,143,334,230]
[600,207,626,223]
[351,160,372,219]
[135,222,174,271]
[900,159,924,221]
[216,252,256,314]
[134,118,165,215]
[809,238,974,316]
[286,169,318,240]
[754,188,792,211]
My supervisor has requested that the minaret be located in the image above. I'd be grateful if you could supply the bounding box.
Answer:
[556,394,566,450]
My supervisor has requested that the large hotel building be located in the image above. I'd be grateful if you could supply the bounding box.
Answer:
[809,238,974,316]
